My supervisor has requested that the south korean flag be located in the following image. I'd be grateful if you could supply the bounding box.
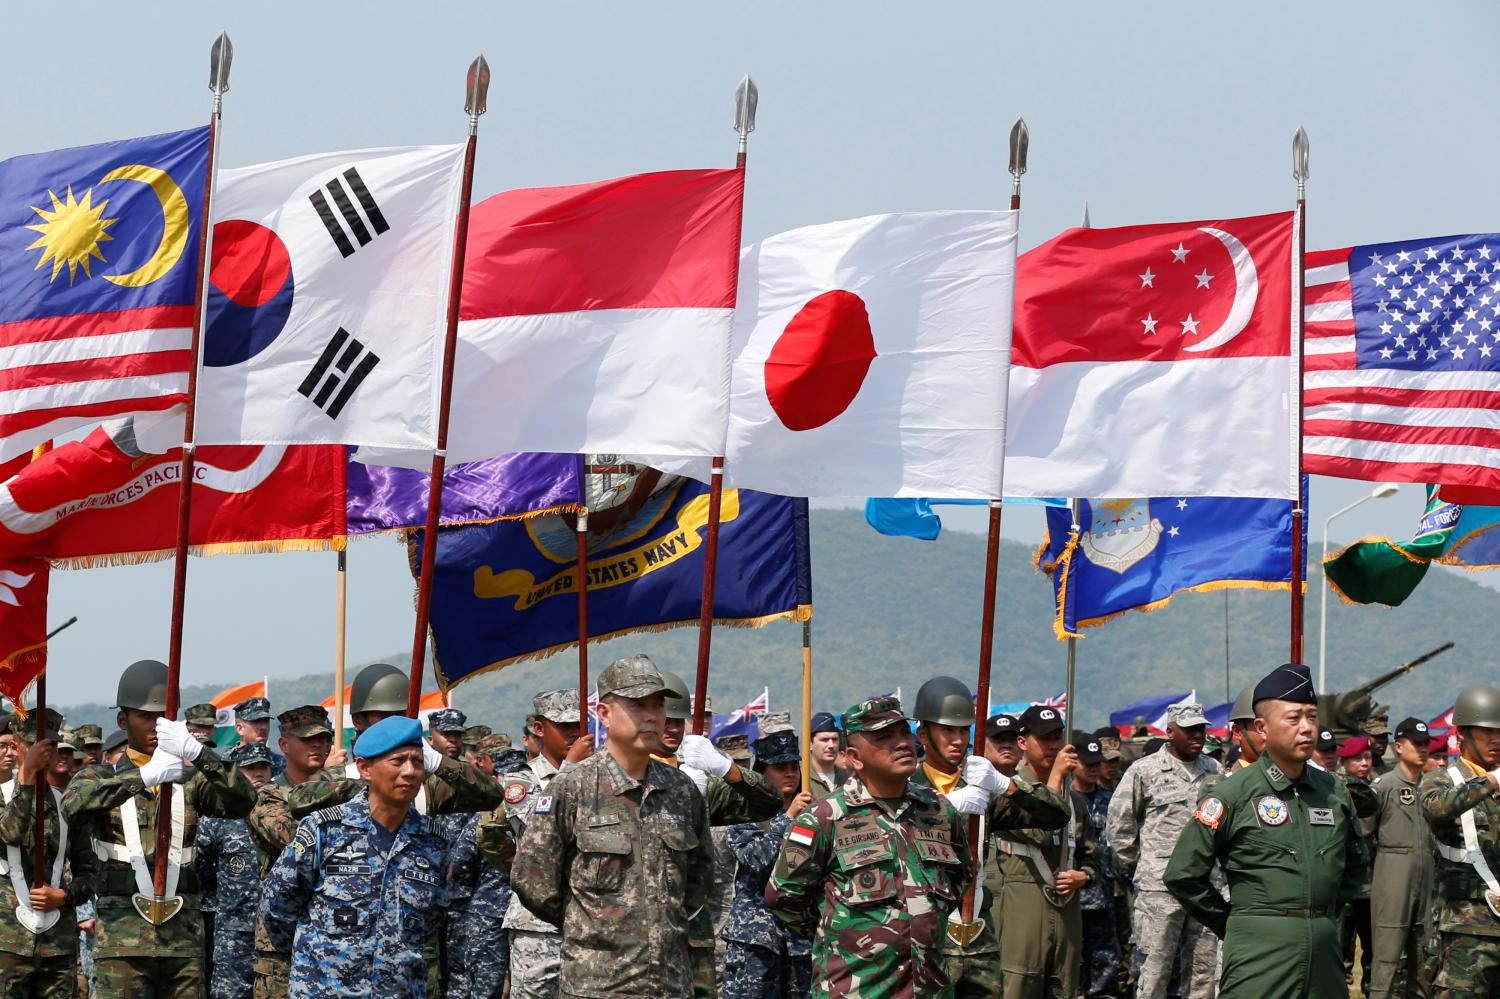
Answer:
[195,145,466,451]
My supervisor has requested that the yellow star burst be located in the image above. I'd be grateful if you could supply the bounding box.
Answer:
[24,186,118,284]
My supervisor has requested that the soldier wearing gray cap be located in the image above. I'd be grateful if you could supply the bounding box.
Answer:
[1107,698,1221,999]
[511,654,713,999]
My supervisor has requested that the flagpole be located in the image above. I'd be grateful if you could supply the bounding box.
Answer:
[576,505,590,711]
[691,74,757,737]
[1290,127,1309,664]
[1063,500,1080,743]
[405,55,489,717]
[152,34,230,910]
[956,118,1027,938]
[333,548,347,750]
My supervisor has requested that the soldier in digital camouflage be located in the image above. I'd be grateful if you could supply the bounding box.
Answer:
[61,659,256,999]
[198,743,275,999]
[510,654,713,998]
[766,694,973,999]
[0,709,99,997]
[1419,683,1500,996]
[260,716,451,998]
[721,727,815,999]
[233,699,285,780]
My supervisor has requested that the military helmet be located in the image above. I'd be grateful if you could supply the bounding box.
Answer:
[348,663,409,715]
[660,669,693,721]
[1229,685,1256,724]
[1452,684,1500,729]
[913,676,974,728]
[116,660,169,712]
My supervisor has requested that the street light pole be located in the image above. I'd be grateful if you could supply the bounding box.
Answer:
[1319,483,1399,690]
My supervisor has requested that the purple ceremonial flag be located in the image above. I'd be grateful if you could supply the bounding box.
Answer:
[346,452,583,534]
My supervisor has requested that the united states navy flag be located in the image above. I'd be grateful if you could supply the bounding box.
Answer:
[419,476,811,687]
[1039,487,1304,637]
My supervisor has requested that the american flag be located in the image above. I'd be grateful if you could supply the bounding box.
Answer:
[1304,234,1500,488]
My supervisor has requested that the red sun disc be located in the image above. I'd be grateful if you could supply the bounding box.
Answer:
[764,290,877,432]
[210,219,291,308]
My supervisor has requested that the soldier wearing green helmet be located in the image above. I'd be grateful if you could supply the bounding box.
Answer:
[1420,682,1500,994]
[1229,685,1265,771]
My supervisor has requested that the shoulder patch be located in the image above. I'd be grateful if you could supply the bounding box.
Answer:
[1193,796,1225,830]
[503,779,529,805]
[787,816,818,848]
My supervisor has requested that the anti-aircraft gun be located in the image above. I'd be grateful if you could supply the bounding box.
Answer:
[1320,641,1453,739]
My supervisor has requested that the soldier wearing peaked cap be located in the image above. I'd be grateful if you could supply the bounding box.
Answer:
[1368,716,1434,999]
[1419,683,1500,996]
[1165,663,1367,999]
[767,695,973,999]
[425,708,467,761]
[62,659,256,999]
[510,654,714,998]
[232,699,284,780]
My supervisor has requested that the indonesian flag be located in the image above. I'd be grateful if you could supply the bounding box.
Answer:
[0,557,47,709]
[0,415,345,565]
[384,169,745,465]
[1006,212,1298,499]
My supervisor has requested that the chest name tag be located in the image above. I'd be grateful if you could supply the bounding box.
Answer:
[1308,808,1335,827]
[403,869,440,887]
[326,864,373,876]
[588,814,622,828]
[1255,795,1289,827]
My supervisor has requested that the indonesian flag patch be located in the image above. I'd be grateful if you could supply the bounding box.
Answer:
[1194,796,1225,830]
[787,819,817,847]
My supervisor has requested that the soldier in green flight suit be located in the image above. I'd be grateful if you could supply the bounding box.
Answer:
[1164,662,1367,999]
[910,676,1070,999]
[1369,716,1433,999]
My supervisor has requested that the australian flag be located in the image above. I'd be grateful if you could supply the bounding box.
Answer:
[1040,485,1305,636]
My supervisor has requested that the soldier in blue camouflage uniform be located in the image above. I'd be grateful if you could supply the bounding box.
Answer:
[1072,737,1120,999]
[261,717,451,999]
[233,700,286,780]
[198,744,275,999]
[722,728,815,999]
[426,707,468,995]
[446,733,514,999]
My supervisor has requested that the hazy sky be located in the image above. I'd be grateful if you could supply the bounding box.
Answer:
[5,2,1498,702]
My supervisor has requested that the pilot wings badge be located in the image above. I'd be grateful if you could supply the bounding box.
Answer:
[1079,499,1163,575]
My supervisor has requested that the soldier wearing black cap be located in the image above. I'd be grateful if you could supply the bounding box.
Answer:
[985,714,1023,777]
[232,698,285,779]
[1368,716,1433,999]
[1314,727,1340,773]
[994,703,1098,999]
[1164,662,1367,998]
[807,712,847,800]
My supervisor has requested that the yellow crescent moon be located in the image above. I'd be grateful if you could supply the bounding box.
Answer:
[98,164,190,288]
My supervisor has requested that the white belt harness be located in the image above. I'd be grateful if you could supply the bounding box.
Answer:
[0,778,68,934]
[1437,765,1500,918]
[92,791,187,900]
[346,760,426,813]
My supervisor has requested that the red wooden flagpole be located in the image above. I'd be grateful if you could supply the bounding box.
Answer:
[406,56,489,716]
[576,508,590,714]
[153,35,230,901]
[31,668,45,883]
[691,76,757,737]
[1290,128,1309,665]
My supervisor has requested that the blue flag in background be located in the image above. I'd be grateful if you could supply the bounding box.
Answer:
[1438,504,1500,569]
[866,496,1065,540]
[1040,489,1304,637]
[421,479,812,687]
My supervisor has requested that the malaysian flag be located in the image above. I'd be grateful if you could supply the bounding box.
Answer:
[1304,234,1500,489]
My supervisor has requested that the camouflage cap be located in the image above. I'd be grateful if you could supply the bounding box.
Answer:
[233,696,272,722]
[56,726,83,753]
[714,733,753,764]
[1361,712,1391,736]
[1166,700,1210,729]
[7,709,64,742]
[492,747,530,774]
[533,689,581,724]
[230,742,276,768]
[474,733,510,756]
[758,710,794,736]
[426,708,468,734]
[842,695,909,735]
[461,724,493,747]
[74,723,104,746]
[277,705,333,739]
[752,729,800,767]
[596,654,680,701]
[183,703,218,726]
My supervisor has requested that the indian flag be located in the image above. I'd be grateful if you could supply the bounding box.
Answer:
[210,679,267,748]
[320,685,448,743]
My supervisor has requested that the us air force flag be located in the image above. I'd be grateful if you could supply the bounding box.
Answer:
[420,475,812,687]
[1039,490,1302,636]
[195,145,466,451]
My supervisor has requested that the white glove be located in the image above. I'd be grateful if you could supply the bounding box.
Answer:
[138,747,185,788]
[423,742,444,774]
[946,785,991,815]
[677,734,732,778]
[681,764,710,796]
[963,755,1011,795]
[154,718,202,762]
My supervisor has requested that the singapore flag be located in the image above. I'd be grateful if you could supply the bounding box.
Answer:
[694,211,1019,499]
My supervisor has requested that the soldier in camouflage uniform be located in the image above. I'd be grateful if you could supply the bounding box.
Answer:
[767,695,973,999]
[232,700,285,780]
[910,678,1070,999]
[446,733,515,999]
[74,726,103,770]
[0,710,99,996]
[1338,735,1379,991]
[424,707,467,994]
[722,728,815,999]
[1071,737,1120,999]
[807,713,847,801]
[1105,699,1221,999]
[185,701,222,985]
[657,669,783,999]
[510,655,713,997]
[1369,716,1434,999]
[197,743,274,999]
[246,705,334,999]
[61,660,255,999]
[1419,683,1500,996]
[261,717,451,998]
[183,704,218,749]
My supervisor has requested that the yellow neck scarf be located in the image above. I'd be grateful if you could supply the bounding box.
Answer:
[922,761,961,795]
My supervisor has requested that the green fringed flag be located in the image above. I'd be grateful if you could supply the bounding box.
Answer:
[1323,487,1459,606]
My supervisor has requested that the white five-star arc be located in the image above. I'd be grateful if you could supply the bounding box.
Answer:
[1138,239,1232,340]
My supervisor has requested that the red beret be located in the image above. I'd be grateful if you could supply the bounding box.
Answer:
[1338,735,1370,758]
